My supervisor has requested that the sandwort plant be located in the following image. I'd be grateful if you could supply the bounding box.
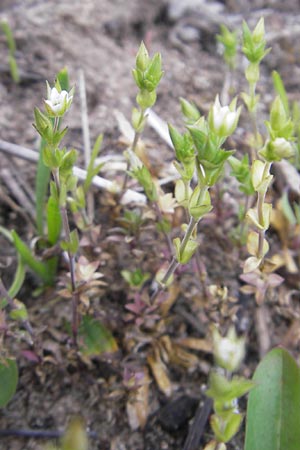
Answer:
[0,17,300,450]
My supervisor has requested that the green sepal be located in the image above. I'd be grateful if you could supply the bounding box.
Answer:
[33,107,53,143]
[180,97,201,124]
[135,41,150,72]
[136,89,157,109]
[169,124,195,163]
[144,53,163,92]
[242,18,271,64]
[188,125,207,154]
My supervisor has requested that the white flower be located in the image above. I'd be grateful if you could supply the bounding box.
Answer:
[44,81,74,117]
[210,95,240,138]
[157,192,177,214]
[213,326,245,372]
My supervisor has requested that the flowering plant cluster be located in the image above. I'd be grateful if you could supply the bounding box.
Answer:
[0,16,300,450]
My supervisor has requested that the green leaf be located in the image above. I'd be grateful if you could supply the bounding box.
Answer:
[60,149,78,175]
[84,134,103,193]
[0,358,18,407]
[35,139,51,235]
[245,347,300,450]
[0,227,26,298]
[9,300,28,321]
[56,67,70,91]
[8,254,25,298]
[207,371,255,403]
[11,230,53,285]
[47,195,62,245]
[272,71,289,116]
[1,20,16,53]
[80,315,118,356]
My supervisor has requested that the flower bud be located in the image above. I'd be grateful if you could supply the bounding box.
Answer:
[135,41,149,72]
[259,137,294,162]
[44,81,74,117]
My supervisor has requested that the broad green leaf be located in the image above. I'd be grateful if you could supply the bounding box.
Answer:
[11,230,53,285]
[0,358,18,407]
[245,347,300,450]
[80,315,118,356]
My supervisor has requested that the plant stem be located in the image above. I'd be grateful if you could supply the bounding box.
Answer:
[52,169,79,347]
[257,162,271,261]
[152,201,173,256]
[122,129,141,192]
[150,215,198,303]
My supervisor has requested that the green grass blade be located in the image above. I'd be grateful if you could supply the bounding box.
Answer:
[35,139,50,236]
[11,230,53,285]
[8,254,26,298]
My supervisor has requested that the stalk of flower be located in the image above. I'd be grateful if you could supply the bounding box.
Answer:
[217,24,238,104]
[150,95,240,303]
[228,19,271,245]
[34,80,80,347]
[241,18,271,159]
[126,44,181,257]
[122,41,163,192]
[242,96,295,303]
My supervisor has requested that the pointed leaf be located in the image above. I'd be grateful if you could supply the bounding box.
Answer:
[0,358,18,407]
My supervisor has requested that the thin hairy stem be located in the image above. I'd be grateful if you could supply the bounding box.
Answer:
[52,169,79,347]
[122,129,141,192]
[150,215,198,303]
[257,162,271,261]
